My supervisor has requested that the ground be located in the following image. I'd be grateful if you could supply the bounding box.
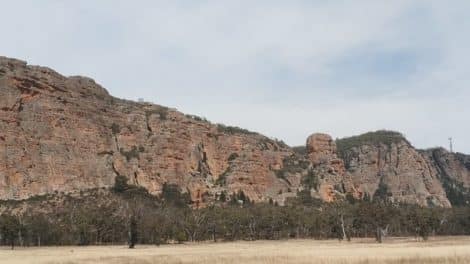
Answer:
[1,237,470,264]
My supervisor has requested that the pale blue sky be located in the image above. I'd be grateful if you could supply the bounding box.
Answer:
[1,1,469,152]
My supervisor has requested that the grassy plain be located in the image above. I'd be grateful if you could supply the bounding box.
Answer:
[1,236,469,264]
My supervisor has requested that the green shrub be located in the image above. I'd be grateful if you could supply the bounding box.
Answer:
[174,230,187,243]
[273,138,289,149]
[227,153,239,162]
[218,191,228,202]
[336,130,408,159]
[302,169,319,190]
[216,124,257,135]
[146,107,169,121]
[120,145,145,161]
[456,153,470,170]
[216,166,232,185]
[373,180,392,201]
[292,146,307,155]
[275,154,310,183]
[113,175,129,193]
[230,190,250,204]
[440,175,470,206]
[161,183,191,208]
[185,114,208,122]
[110,123,121,134]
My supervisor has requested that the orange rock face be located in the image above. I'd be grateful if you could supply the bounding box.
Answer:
[0,57,291,203]
[339,139,451,207]
[306,133,345,176]
[306,133,336,165]
[1,57,468,208]
[305,133,346,201]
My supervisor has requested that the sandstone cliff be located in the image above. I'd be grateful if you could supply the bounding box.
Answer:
[0,56,293,205]
[1,56,469,207]
[423,148,470,206]
[335,131,451,207]
[305,133,346,202]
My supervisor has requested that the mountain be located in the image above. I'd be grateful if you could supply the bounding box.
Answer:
[336,131,450,207]
[422,148,470,206]
[0,56,468,207]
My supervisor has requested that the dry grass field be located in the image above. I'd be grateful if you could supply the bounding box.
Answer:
[1,237,470,264]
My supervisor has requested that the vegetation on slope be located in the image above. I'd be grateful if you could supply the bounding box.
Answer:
[275,154,310,182]
[456,152,470,170]
[429,151,470,207]
[292,146,307,155]
[440,177,470,206]
[336,130,409,159]
[1,185,470,248]
[216,124,258,135]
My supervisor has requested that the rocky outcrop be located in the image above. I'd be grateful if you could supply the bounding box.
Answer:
[336,131,451,207]
[0,56,292,205]
[423,148,470,206]
[305,133,346,201]
[1,56,468,208]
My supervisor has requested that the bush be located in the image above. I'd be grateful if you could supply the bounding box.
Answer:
[161,183,190,208]
[302,169,319,190]
[146,107,169,121]
[0,214,20,249]
[373,180,391,202]
[113,175,129,193]
[216,166,232,186]
[292,146,307,155]
[185,114,208,122]
[336,130,408,159]
[227,153,239,162]
[275,154,310,184]
[216,124,257,135]
[120,145,144,161]
[110,123,121,134]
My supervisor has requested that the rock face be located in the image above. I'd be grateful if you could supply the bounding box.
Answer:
[1,56,469,208]
[336,131,451,207]
[305,133,346,202]
[0,56,292,205]
[423,148,470,206]
[307,133,336,165]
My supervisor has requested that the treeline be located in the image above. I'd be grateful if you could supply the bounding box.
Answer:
[1,181,470,248]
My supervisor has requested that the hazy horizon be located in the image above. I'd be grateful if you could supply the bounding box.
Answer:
[1,1,468,152]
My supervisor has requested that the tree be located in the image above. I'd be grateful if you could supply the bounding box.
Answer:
[161,183,190,208]
[0,214,20,249]
[357,201,394,243]
[373,180,391,202]
[113,175,129,193]
[128,214,138,248]
[408,207,440,241]
[24,213,50,246]
[181,209,208,242]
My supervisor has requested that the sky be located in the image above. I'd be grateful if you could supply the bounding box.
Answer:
[1,1,469,153]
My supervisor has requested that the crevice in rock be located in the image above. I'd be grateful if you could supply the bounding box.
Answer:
[194,143,212,179]
[112,134,120,154]
[134,171,139,185]
[111,160,121,178]
[377,147,382,171]
[145,113,153,137]
[396,145,400,169]
[97,150,114,156]
[9,97,25,113]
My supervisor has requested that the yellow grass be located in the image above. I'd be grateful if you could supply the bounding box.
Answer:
[1,237,470,264]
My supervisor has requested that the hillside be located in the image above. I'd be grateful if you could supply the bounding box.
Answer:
[1,56,469,207]
[0,56,296,206]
